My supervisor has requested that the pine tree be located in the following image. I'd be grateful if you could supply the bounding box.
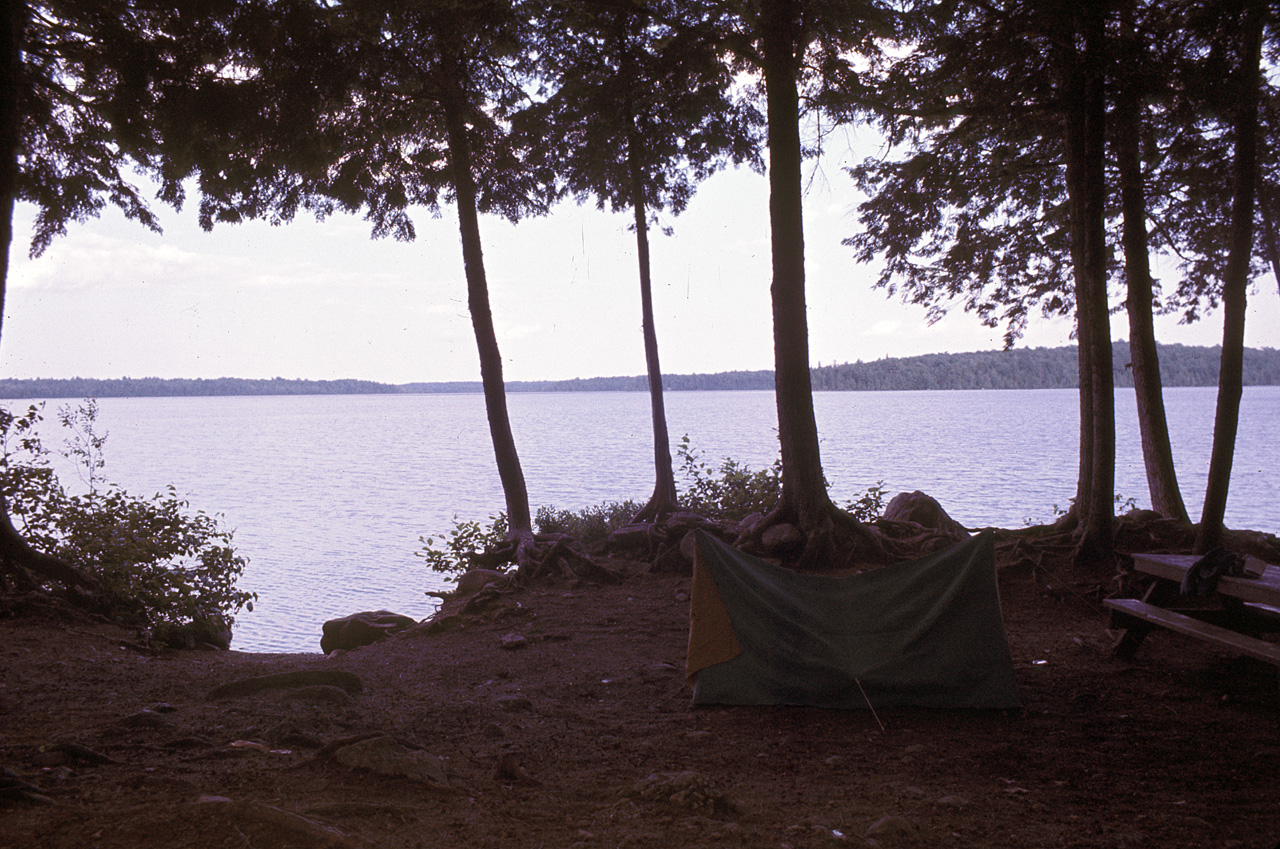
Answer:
[523,0,760,523]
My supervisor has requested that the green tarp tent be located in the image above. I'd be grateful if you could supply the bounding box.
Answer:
[686,529,1019,709]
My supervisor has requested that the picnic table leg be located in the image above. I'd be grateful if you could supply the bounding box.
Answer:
[1110,579,1180,659]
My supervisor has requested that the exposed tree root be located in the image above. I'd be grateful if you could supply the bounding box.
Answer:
[518,536,622,584]
[472,528,621,585]
[733,501,891,572]
[0,498,101,597]
[468,499,1280,594]
[629,492,679,526]
[986,511,1280,600]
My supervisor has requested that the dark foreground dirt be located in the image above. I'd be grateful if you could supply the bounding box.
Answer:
[2,554,1278,849]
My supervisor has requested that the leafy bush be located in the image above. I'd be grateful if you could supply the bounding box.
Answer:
[0,401,255,645]
[418,500,645,582]
[675,434,781,522]
[535,500,639,543]
[417,512,509,580]
[675,435,889,523]
[416,437,890,581]
[840,481,889,522]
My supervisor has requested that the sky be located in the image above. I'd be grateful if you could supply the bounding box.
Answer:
[5,130,1280,385]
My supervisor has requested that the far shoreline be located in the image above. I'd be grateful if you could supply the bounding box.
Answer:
[2,341,1278,399]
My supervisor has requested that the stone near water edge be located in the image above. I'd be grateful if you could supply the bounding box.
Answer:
[882,491,970,539]
[679,530,699,564]
[157,616,233,651]
[320,610,418,653]
[454,569,511,596]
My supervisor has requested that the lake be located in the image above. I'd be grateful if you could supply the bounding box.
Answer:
[12,386,1278,653]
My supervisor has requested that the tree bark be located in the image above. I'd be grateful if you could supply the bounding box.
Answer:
[760,0,832,529]
[1195,1,1264,554]
[1071,315,1093,529]
[1115,4,1189,524]
[625,106,678,523]
[1062,1,1116,573]
[439,54,532,540]
[753,0,883,566]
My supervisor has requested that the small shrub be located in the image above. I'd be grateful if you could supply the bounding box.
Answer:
[417,512,509,581]
[416,500,641,582]
[535,500,639,543]
[841,480,889,522]
[1,401,254,644]
[1023,493,1141,526]
[675,435,781,522]
[676,436,890,524]
[416,440,891,583]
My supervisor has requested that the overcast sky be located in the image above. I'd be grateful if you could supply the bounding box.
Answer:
[6,132,1280,385]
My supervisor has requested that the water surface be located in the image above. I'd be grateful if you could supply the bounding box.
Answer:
[18,387,1276,652]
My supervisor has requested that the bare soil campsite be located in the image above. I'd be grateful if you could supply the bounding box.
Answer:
[3,526,1279,849]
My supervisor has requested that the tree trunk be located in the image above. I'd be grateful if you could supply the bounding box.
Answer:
[1062,1,1116,573]
[1195,1,1264,554]
[0,0,99,592]
[754,0,883,566]
[625,111,678,523]
[760,0,832,530]
[439,59,532,540]
[1071,317,1093,530]
[1115,5,1189,524]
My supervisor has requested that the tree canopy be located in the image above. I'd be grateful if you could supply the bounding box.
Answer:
[4,0,1278,581]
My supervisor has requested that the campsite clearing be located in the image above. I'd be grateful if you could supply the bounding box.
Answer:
[2,552,1278,849]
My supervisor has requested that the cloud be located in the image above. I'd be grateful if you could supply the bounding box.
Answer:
[11,232,200,291]
[10,224,445,299]
[870,320,903,336]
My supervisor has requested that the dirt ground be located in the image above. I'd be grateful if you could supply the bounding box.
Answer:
[2,548,1278,849]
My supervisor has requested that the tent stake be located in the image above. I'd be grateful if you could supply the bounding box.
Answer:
[855,678,885,731]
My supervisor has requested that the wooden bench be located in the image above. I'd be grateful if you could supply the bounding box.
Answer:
[1107,553,1280,666]
[1104,598,1280,666]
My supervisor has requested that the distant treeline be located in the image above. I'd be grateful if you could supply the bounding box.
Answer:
[0,376,400,399]
[810,342,1280,392]
[2,342,1277,399]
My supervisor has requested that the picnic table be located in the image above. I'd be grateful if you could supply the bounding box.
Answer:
[1105,553,1280,666]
